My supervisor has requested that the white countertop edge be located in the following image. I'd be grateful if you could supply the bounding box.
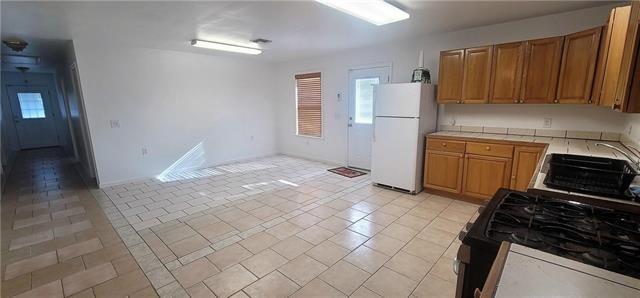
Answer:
[510,244,640,290]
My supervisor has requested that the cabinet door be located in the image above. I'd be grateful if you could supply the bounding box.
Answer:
[556,27,602,104]
[617,2,640,112]
[489,42,525,104]
[592,24,610,105]
[598,5,631,109]
[424,150,464,193]
[510,146,544,191]
[462,154,512,200]
[520,37,564,103]
[462,46,493,103]
[437,49,465,103]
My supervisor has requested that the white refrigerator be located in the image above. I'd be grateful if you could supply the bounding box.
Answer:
[370,83,437,194]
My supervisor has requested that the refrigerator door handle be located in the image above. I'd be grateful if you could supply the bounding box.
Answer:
[372,117,376,142]
[372,89,377,142]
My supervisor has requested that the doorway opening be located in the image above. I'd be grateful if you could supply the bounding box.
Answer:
[347,65,391,170]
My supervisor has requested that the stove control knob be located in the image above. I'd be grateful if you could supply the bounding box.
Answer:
[465,223,473,231]
[458,230,467,241]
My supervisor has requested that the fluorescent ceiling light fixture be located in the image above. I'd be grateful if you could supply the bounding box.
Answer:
[191,39,262,55]
[315,0,409,26]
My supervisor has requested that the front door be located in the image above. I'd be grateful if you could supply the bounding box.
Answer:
[8,86,59,149]
[347,66,390,170]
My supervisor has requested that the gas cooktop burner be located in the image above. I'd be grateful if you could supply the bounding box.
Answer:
[485,191,640,279]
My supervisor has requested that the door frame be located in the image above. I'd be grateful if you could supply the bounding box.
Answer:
[6,84,60,149]
[346,62,392,170]
[70,62,99,183]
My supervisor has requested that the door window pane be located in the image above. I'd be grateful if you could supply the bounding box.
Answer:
[354,77,379,124]
[17,93,46,119]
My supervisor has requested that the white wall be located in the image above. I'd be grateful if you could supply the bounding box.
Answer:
[275,4,624,165]
[72,39,278,187]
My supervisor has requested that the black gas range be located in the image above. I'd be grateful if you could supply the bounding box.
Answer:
[456,188,640,298]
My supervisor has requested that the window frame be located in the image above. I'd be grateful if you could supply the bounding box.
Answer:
[17,92,47,119]
[294,71,323,139]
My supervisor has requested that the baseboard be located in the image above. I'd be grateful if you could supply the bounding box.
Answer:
[97,151,279,189]
[278,152,343,167]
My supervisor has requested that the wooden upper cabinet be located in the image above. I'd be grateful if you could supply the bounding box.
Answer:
[489,42,525,104]
[520,37,564,103]
[598,5,631,109]
[437,49,465,103]
[592,24,610,105]
[616,2,640,112]
[462,46,493,103]
[556,27,602,104]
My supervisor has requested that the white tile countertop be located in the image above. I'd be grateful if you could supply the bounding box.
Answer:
[427,131,640,204]
[494,244,640,297]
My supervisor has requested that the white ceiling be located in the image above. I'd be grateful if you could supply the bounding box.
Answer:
[1,1,613,62]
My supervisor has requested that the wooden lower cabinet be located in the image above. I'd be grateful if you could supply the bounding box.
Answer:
[424,150,464,193]
[423,137,545,201]
[510,146,544,191]
[462,154,513,200]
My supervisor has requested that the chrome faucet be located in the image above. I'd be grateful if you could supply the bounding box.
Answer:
[595,143,640,167]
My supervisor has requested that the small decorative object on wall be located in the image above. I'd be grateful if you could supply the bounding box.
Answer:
[411,67,431,83]
[411,49,431,83]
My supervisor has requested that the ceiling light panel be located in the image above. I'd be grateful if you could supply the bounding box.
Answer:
[191,40,262,55]
[315,0,409,26]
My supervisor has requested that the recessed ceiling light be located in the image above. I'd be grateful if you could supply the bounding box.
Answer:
[191,39,262,55]
[315,0,409,26]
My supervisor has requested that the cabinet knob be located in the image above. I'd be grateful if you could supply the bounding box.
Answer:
[553,99,559,103]
[520,100,525,103]
[442,143,447,147]
[513,99,518,103]
[485,146,491,151]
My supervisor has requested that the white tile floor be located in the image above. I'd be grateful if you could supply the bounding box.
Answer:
[88,155,480,297]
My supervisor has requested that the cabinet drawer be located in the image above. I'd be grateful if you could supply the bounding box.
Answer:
[466,142,514,158]
[427,138,466,153]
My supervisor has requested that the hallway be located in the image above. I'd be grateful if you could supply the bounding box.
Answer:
[1,148,155,297]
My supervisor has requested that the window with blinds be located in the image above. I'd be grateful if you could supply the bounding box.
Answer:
[295,72,322,137]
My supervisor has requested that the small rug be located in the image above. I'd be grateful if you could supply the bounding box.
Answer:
[328,167,368,178]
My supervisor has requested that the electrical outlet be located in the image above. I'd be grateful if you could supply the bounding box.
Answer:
[543,118,552,128]
[141,148,148,155]
[109,120,120,128]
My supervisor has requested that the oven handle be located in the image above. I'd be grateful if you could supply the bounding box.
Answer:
[453,257,460,275]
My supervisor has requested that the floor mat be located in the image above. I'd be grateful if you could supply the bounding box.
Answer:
[328,167,368,178]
